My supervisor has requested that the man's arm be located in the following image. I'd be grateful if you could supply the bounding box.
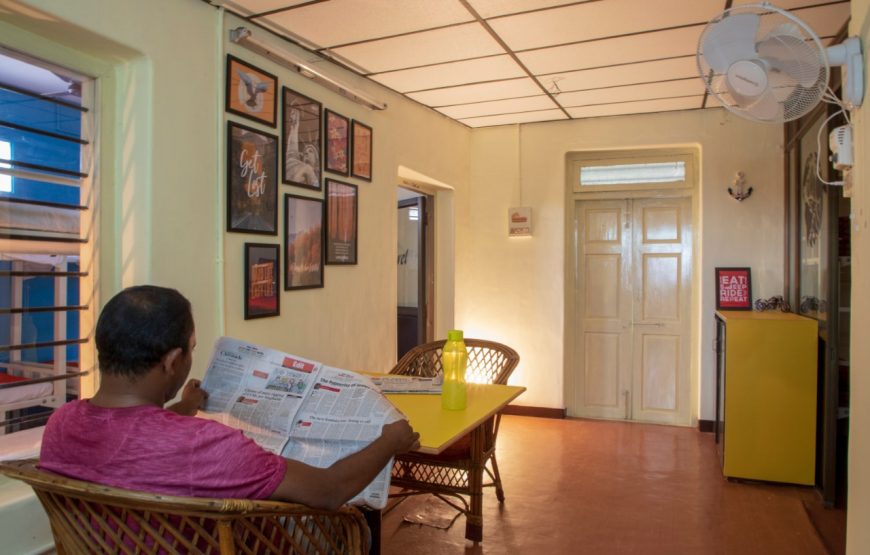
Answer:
[269,419,420,510]
[167,379,208,416]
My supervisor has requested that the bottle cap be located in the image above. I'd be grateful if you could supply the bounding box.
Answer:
[447,329,463,341]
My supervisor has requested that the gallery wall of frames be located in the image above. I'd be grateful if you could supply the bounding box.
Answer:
[225,55,373,319]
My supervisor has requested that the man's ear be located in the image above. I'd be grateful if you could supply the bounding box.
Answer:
[161,347,184,376]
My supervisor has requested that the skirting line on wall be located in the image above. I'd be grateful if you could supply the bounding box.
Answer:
[503,405,567,419]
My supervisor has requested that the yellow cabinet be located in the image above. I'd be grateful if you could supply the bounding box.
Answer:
[715,310,817,485]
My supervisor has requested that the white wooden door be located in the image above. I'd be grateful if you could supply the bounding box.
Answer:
[573,197,692,425]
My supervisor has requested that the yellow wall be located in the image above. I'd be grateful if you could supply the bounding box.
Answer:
[220,13,469,374]
[465,110,783,413]
[848,1,868,552]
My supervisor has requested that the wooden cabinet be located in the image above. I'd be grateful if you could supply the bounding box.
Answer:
[715,310,818,485]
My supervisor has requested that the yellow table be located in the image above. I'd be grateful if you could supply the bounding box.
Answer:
[386,383,525,542]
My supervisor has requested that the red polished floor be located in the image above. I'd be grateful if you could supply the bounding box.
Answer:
[381,416,843,554]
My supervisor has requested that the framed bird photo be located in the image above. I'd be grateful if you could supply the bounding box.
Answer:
[226,55,278,127]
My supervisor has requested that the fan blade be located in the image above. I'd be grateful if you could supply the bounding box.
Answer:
[745,88,782,121]
[758,26,822,87]
[702,13,761,73]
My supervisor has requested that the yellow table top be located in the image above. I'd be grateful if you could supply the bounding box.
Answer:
[386,383,525,455]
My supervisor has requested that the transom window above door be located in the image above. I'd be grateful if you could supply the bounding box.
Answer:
[573,150,696,193]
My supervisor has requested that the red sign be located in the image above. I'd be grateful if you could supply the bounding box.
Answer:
[716,267,752,310]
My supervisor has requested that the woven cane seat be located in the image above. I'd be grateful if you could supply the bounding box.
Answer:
[0,459,368,555]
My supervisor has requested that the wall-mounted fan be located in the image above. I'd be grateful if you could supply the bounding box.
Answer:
[697,2,863,123]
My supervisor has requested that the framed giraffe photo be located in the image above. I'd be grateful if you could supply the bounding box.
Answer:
[244,243,280,319]
[226,54,278,127]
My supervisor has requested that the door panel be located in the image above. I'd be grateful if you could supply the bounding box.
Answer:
[574,197,691,425]
[574,200,631,420]
[585,254,620,318]
[631,198,691,424]
[584,332,621,408]
[640,334,679,411]
[641,254,680,320]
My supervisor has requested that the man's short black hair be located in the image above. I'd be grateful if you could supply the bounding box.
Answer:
[96,285,194,378]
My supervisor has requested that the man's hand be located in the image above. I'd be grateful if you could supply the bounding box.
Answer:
[382,419,420,454]
[271,418,422,509]
[167,379,209,416]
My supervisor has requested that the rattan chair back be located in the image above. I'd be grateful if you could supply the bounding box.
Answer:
[0,459,368,555]
[391,338,519,385]
[388,338,520,542]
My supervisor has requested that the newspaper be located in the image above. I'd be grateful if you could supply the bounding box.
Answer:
[369,375,443,394]
[199,336,404,508]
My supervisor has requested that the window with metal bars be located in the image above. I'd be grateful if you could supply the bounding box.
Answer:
[0,48,95,437]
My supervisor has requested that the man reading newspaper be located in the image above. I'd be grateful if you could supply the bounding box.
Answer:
[200,336,414,508]
[40,285,419,512]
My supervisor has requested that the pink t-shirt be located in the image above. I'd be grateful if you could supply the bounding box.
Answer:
[40,400,286,499]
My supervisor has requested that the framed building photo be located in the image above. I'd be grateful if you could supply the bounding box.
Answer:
[284,194,324,289]
[282,87,322,190]
[244,243,280,319]
[351,120,372,181]
[715,267,752,310]
[325,179,358,265]
[225,54,278,128]
[227,121,278,235]
[324,109,349,176]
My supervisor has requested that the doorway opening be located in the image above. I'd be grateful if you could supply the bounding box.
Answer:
[397,187,433,359]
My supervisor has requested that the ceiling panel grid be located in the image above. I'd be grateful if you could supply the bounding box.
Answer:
[217,0,851,127]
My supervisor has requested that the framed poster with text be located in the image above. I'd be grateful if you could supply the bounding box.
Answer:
[715,267,752,310]
[227,121,278,235]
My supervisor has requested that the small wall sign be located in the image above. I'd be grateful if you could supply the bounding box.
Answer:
[509,207,532,237]
[715,267,752,310]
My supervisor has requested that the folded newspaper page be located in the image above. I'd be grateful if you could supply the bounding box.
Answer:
[369,375,443,394]
[199,336,404,508]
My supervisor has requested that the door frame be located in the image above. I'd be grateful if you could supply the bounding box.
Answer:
[397,196,430,352]
[563,148,700,426]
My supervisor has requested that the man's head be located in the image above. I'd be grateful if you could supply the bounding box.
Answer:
[96,285,195,381]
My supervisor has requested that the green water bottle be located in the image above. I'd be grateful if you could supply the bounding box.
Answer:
[441,329,468,410]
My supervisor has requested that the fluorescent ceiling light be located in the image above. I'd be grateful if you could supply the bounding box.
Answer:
[229,27,387,111]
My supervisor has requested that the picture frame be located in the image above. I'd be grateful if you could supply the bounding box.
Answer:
[284,193,324,289]
[350,120,372,181]
[244,243,280,319]
[715,267,752,310]
[324,109,349,176]
[227,121,279,235]
[225,54,278,128]
[325,179,358,265]
[282,87,322,190]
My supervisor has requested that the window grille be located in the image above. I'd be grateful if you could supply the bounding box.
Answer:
[0,49,95,434]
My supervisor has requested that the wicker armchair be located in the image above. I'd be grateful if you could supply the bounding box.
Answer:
[388,338,519,541]
[0,459,368,555]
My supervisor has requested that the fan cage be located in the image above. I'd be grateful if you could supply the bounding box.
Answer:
[697,2,829,122]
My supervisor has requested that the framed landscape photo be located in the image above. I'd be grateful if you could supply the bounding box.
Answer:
[282,87,322,190]
[325,179,358,265]
[284,194,324,289]
[227,121,278,235]
[715,267,752,310]
[226,54,278,128]
[324,109,349,176]
[244,243,280,319]
[351,120,372,181]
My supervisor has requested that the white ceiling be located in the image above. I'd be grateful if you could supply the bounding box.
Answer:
[216,0,850,128]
